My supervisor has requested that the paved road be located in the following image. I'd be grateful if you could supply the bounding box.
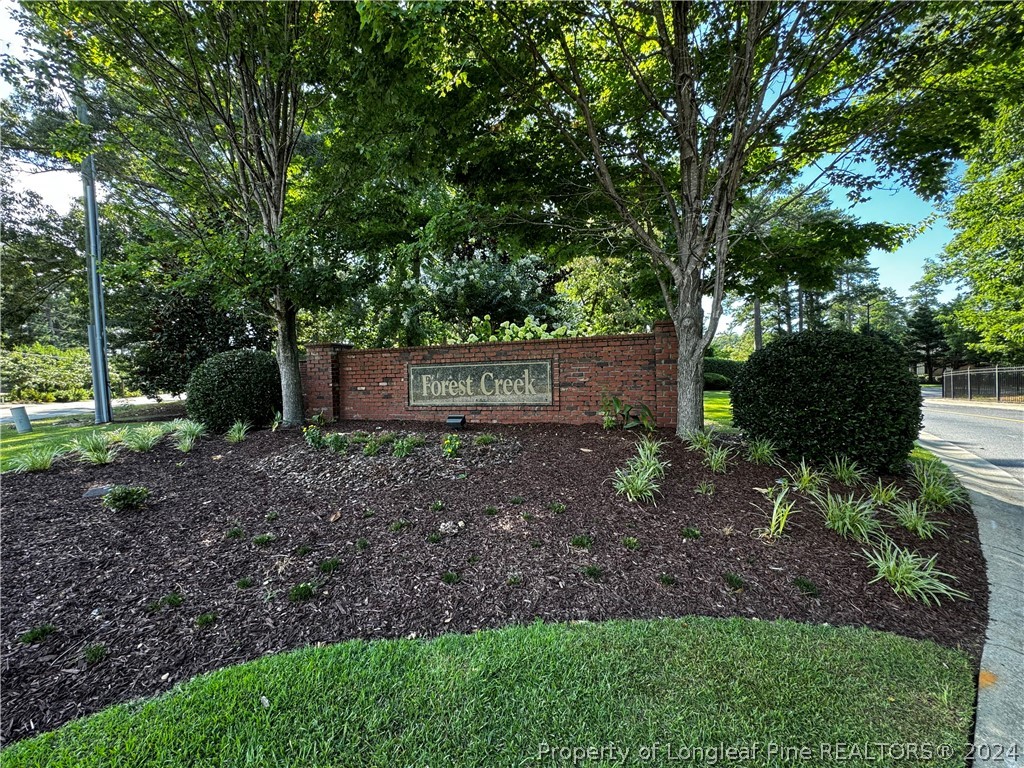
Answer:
[0,395,183,425]
[921,391,1024,487]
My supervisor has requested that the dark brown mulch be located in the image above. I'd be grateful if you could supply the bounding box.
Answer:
[0,422,988,744]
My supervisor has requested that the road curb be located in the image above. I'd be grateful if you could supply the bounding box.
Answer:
[917,432,1024,765]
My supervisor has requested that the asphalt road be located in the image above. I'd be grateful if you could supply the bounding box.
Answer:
[0,395,182,425]
[921,391,1024,487]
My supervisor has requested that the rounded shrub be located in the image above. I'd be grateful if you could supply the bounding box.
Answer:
[731,330,921,473]
[703,372,731,390]
[186,350,281,433]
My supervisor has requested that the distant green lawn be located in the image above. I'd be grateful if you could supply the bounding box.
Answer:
[703,390,732,427]
[1,618,974,768]
[0,402,184,471]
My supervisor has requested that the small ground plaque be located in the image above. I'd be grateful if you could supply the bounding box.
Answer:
[409,360,553,407]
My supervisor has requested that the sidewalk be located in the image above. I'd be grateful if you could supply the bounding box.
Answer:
[925,397,1024,413]
[917,431,1024,765]
[0,395,183,425]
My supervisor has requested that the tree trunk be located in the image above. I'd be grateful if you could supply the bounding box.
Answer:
[273,290,304,427]
[673,285,706,435]
[797,289,804,332]
[753,296,763,351]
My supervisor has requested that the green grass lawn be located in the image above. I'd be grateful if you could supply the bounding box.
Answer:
[702,390,732,427]
[1,618,974,767]
[0,402,184,471]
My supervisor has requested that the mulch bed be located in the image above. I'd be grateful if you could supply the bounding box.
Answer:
[1,422,988,744]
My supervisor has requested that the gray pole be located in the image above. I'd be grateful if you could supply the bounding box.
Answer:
[76,98,112,424]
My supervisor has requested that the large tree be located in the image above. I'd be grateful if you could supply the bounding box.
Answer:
[423,2,925,432]
[10,1,393,426]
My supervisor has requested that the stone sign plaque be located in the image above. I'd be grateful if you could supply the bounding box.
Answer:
[408,360,553,407]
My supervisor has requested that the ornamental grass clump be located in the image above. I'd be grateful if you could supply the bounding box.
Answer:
[910,458,968,512]
[863,540,967,605]
[826,455,864,486]
[889,499,947,540]
[745,437,777,466]
[121,424,165,452]
[74,431,118,465]
[787,459,825,494]
[816,491,883,543]
[225,420,251,444]
[102,485,151,513]
[756,490,796,542]
[9,444,65,473]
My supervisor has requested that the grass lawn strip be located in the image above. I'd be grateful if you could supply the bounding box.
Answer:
[1,618,974,768]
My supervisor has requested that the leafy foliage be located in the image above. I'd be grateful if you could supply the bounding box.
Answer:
[816,492,883,544]
[102,485,150,513]
[732,330,921,472]
[186,350,281,434]
[863,540,967,605]
[703,373,731,391]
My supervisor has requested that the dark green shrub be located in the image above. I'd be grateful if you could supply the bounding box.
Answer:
[703,372,731,390]
[186,350,281,433]
[102,485,150,512]
[731,330,921,473]
[703,357,744,380]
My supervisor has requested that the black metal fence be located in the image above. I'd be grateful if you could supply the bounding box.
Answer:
[942,366,1024,403]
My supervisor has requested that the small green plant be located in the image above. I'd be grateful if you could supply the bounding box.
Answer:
[793,577,820,597]
[431,500,445,512]
[521,512,534,522]
[102,485,150,513]
[324,433,348,453]
[441,433,461,458]
[226,420,251,444]
[271,410,283,431]
[175,420,207,440]
[483,505,499,516]
[826,455,864,486]
[348,431,370,445]
[473,433,498,446]
[682,427,716,452]
[817,492,882,543]
[303,425,325,449]
[510,495,525,505]
[163,592,184,608]
[548,501,566,514]
[757,490,795,541]
[122,424,165,452]
[355,538,369,552]
[702,445,732,475]
[787,459,825,493]
[695,481,716,497]
[295,544,312,556]
[723,572,746,592]
[362,438,384,457]
[622,536,639,550]
[910,458,968,512]
[289,582,316,602]
[319,558,341,574]
[612,463,661,504]
[253,533,276,547]
[600,395,656,431]
[680,526,701,540]
[582,565,604,580]
[236,577,255,589]
[571,534,594,550]
[390,518,410,533]
[391,436,417,458]
[658,572,677,586]
[745,437,777,466]
[83,643,107,665]
[868,479,901,506]
[74,431,118,465]
[18,624,56,644]
[441,570,461,585]
[226,525,244,540]
[195,612,217,628]
[506,572,522,586]
[863,540,968,605]
[890,499,947,540]
[427,532,443,543]
[10,444,66,473]
[174,432,197,453]
[265,511,280,522]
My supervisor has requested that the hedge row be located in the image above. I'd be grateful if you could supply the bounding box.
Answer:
[0,344,137,402]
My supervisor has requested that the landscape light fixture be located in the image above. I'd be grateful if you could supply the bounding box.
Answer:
[446,415,467,429]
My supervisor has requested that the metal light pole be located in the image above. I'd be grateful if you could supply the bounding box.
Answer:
[77,98,112,424]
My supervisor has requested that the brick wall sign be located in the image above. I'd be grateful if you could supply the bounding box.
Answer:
[300,321,680,427]
[409,360,553,407]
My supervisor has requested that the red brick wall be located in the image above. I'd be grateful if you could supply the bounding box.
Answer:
[301,322,679,428]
